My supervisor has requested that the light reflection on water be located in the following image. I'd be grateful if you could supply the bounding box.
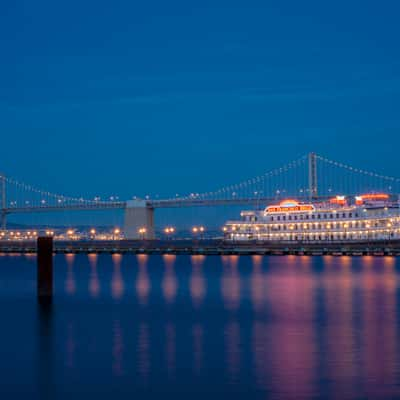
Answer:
[136,254,150,305]
[1,254,400,399]
[88,254,100,298]
[111,254,124,300]
[221,255,241,310]
[190,255,206,307]
[65,253,76,295]
[162,254,177,304]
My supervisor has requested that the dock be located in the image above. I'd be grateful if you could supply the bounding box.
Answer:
[0,239,400,256]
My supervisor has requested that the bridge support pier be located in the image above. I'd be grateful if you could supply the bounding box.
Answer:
[124,200,155,239]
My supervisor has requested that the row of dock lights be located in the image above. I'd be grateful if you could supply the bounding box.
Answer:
[1,226,212,241]
[0,231,38,238]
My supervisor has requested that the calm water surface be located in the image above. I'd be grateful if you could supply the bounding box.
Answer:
[1,254,400,399]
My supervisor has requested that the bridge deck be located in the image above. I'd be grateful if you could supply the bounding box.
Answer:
[2,195,332,213]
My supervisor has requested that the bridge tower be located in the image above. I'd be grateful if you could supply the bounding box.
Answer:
[123,200,155,239]
[308,152,318,200]
[0,173,6,230]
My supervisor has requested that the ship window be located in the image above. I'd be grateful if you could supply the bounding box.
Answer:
[317,214,321,219]
[342,213,346,218]
[294,216,298,220]
[312,215,315,219]
[277,216,280,221]
[330,214,333,218]
[349,213,352,218]
[336,214,339,218]
[355,213,359,217]
[282,215,286,221]
[288,215,292,220]
[323,214,327,219]
[271,216,274,221]
[306,215,309,219]
[300,215,303,220]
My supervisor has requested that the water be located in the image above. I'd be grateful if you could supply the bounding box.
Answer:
[1,254,400,399]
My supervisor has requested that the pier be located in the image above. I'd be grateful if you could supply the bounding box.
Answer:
[1,239,400,256]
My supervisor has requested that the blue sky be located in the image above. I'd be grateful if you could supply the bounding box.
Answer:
[1,0,400,200]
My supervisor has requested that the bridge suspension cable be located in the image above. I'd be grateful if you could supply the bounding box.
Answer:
[183,154,309,201]
[2,152,400,216]
[316,154,400,196]
[316,155,400,183]
[1,174,122,210]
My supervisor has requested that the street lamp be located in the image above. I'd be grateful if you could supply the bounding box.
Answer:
[387,222,393,240]
[192,226,205,239]
[138,227,147,240]
[164,227,175,239]
[113,228,120,240]
[90,228,96,239]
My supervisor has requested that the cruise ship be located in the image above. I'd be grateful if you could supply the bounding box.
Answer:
[223,194,400,242]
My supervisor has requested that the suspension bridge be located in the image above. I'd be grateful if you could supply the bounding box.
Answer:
[1,153,399,238]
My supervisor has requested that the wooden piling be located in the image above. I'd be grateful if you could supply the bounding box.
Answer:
[37,237,53,302]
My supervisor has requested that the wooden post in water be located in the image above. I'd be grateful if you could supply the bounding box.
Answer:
[37,237,53,302]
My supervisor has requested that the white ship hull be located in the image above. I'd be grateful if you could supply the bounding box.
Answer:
[223,195,400,243]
